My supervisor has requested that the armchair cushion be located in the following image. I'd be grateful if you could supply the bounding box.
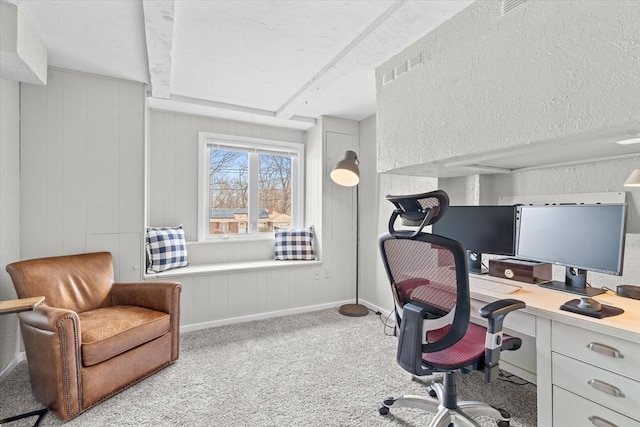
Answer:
[79,305,170,367]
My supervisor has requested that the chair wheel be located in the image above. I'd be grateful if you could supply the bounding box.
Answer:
[382,397,395,406]
[497,421,509,427]
[378,403,390,416]
[428,388,437,398]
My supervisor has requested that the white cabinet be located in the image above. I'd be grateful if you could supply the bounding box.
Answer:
[551,322,640,425]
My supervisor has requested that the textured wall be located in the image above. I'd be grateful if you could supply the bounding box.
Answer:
[376,0,640,173]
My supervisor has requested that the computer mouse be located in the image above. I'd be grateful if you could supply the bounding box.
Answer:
[577,297,602,311]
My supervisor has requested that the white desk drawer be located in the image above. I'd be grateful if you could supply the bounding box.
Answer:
[552,322,640,382]
[553,353,640,421]
[553,386,638,427]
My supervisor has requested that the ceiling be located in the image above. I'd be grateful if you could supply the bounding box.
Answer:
[7,0,474,130]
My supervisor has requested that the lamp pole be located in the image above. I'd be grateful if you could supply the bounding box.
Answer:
[331,151,368,317]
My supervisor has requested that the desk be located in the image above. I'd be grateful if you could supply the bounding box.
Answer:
[468,274,640,427]
[0,297,48,427]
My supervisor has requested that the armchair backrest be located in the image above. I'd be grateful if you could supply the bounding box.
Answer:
[7,252,115,313]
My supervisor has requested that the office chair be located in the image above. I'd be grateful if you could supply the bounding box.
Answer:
[378,191,525,427]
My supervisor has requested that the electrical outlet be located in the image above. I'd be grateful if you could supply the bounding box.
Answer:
[313,270,321,280]
[324,267,331,278]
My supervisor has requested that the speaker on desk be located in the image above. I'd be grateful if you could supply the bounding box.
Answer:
[489,257,552,284]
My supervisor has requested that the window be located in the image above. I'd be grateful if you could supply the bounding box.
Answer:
[198,132,304,240]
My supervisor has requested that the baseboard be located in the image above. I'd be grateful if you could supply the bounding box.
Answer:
[0,351,26,382]
[179,300,353,333]
[358,299,393,319]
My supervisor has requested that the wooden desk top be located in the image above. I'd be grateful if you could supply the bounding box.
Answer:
[0,296,45,315]
[469,274,640,341]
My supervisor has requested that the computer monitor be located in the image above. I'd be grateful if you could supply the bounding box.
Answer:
[432,205,518,274]
[516,204,627,297]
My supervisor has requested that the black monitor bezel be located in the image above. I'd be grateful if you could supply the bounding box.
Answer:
[432,205,518,257]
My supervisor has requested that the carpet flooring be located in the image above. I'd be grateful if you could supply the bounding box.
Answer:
[0,308,537,426]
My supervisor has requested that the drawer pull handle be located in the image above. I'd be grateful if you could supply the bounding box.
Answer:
[588,415,618,427]
[587,379,625,398]
[587,342,624,359]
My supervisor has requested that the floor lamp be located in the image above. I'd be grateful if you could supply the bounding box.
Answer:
[330,150,368,317]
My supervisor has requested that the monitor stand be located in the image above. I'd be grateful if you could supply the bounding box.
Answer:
[538,281,605,297]
[467,251,488,275]
[537,266,605,297]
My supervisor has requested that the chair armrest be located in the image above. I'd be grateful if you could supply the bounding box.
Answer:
[17,305,83,419]
[480,298,526,333]
[479,298,526,382]
[397,302,433,376]
[111,281,181,314]
[18,305,77,332]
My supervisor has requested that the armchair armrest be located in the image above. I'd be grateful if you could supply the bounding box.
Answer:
[479,298,526,382]
[18,305,83,419]
[111,281,181,314]
[18,305,77,332]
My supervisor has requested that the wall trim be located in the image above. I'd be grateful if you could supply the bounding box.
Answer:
[180,300,354,333]
[0,351,26,382]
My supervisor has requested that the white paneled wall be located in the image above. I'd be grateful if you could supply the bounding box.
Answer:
[20,69,145,281]
[146,111,359,330]
[0,78,21,377]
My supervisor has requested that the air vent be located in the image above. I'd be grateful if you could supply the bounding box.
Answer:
[394,62,408,78]
[382,70,395,85]
[501,0,527,16]
[408,52,423,70]
[382,51,425,86]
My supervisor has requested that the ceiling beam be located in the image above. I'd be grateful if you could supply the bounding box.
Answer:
[142,0,175,99]
[275,0,405,119]
[275,0,473,119]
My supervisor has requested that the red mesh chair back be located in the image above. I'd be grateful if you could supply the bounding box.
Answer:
[380,233,471,355]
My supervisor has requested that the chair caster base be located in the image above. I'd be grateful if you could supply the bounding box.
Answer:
[378,403,390,416]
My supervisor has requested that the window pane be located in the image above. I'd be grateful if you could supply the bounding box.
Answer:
[258,153,292,233]
[208,149,248,235]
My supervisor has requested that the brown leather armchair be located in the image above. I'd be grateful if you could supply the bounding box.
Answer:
[6,252,181,421]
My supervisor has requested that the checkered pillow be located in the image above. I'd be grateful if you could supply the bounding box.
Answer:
[274,227,316,260]
[146,226,189,273]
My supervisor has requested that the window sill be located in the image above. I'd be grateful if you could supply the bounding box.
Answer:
[144,259,321,279]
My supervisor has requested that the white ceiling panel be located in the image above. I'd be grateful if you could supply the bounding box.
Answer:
[170,0,395,112]
[7,0,474,127]
[8,0,149,83]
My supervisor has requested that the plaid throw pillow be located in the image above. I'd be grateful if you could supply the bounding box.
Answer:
[274,227,316,260]
[146,226,189,273]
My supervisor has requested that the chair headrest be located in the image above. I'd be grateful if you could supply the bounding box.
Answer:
[385,190,449,237]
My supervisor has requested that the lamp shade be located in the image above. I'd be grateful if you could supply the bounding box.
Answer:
[624,169,640,187]
[330,150,360,187]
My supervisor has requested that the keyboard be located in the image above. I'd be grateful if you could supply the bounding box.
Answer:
[470,277,521,294]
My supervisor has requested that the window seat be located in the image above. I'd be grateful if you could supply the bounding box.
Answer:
[144,259,321,279]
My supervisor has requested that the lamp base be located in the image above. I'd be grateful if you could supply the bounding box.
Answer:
[338,303,369,317]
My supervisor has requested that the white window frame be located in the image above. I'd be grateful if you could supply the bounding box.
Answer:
[198,132,305,241]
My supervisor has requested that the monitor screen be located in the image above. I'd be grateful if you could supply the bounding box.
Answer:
[432,205,518,257]
[516,204,627,276]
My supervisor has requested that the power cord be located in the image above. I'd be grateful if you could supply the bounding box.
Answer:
[498,369,530,386]
[376,309,396,336]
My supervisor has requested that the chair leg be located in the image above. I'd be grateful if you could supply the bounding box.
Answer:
[378,393,441,416]
[458,401,510,424]
[378,372,511,427]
